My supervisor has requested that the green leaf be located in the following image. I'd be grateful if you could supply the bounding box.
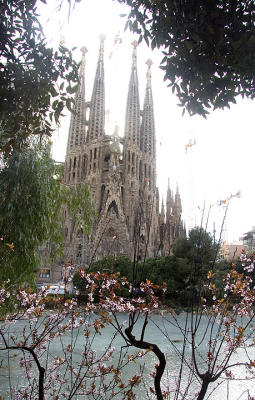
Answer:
[52,99,58,110]
[66,98,73,113]
[49,86,59,97]
[66,83,79,94]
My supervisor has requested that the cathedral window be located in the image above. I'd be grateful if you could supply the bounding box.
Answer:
[73,172,75,180]
[128,151,130,162]
[128,165,130,173]
[99,185,105,212]
[93,162,96,172]
[69,159,71,171]
[94,148,97,159]
[132,167,134,176]
[73,157,76,168]
[107,201,119,217]
[82,156,86,177]
[139,160,142,182]
[132,153,135,164]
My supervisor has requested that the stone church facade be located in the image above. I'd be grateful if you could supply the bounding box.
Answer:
[62,37,185,266]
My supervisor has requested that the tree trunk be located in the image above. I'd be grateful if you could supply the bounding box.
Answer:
[38,365,45,400]
[197,378,210,400]
[125,325,166,400]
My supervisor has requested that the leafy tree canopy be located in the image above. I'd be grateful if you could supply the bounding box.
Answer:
[142,255,192,295]
[90,255,133,279]
[0,141,62,285]
[0,141,94,287]
[172,227,218,273]
[65,182,96,244]
[0,0,80,156]
[116,0,255,117]
[74,254,194,303]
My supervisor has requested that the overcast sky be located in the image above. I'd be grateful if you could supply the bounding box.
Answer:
[40,0,255,243]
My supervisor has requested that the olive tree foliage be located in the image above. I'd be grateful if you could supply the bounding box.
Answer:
[115,0,255,117]
[0,0,80,156]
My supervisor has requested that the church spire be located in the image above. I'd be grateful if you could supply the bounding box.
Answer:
[79,46,87,78]
[160,198,165,224]
[66,46,87,152]
[124,41,140,145]
[166,178,173,223]
[174,185,182,214]
[140,59,155,158]
[86,34,105,142]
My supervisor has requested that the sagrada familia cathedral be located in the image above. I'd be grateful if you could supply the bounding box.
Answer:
[62,36,185,266]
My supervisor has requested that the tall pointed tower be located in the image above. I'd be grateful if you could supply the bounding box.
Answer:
[122,41,141,240]
[86,34,105,143]
[81,34,106,207]
[124,41,140,146]
[139,59,158,257]
[166,178,174,223]
[64,46,87,185]
[159,181,186,256]
[165,178,174,254]
[172,184,184,239]
[61,39,184,267]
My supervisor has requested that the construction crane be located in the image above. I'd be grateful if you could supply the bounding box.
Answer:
[185,139,196,154]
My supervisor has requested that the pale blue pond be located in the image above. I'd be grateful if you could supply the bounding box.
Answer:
[0,312,254,399]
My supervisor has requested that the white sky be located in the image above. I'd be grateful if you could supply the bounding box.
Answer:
[39,0,255,243]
